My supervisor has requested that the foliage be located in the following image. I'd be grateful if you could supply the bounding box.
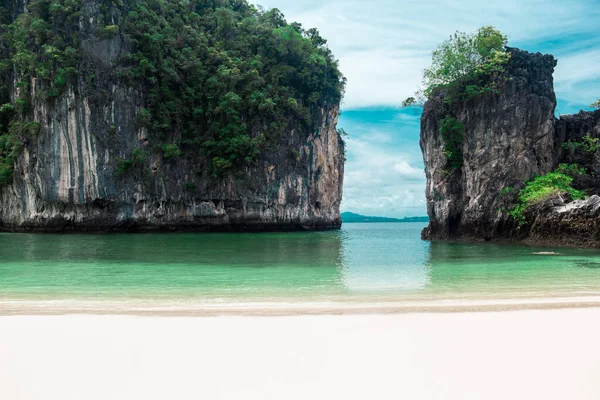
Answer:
[136,108,152,128]
[0,0,345,183]
[9,121,42,137]
[519,174,584,204]
[98,25,118,38]
[562,134,600,154]
[288,147,301,161]
[402,97,417,108]
[421,26,510,103]
[116,1,345,176]
[3,0,81,100]
[555,163,587,177]
[424,26,507,91]
[591,99,600,110]
[507,204,527,227]
[0,133,19,186]
[114,159,132,176]
[115,147,149,176]
[0,0,82,186]
[439,117,465,169]
[508,168,586,227]
[161,144,181,161]
[130,147,148,165]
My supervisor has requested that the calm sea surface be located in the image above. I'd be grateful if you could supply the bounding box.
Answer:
[1,222,600,303]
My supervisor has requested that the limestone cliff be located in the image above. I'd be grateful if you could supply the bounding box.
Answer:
[421,47,600,246]
[0,1,345,232]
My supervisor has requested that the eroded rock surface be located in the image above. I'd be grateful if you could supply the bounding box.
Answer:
[0,1,345,232]
[421,47,600,246]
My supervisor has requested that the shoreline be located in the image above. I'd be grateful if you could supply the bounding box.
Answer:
[423,232,600,249]
[2,294,600,316]
[0,222,343,234]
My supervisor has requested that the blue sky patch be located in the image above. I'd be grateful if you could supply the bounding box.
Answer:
[264,0,600,217]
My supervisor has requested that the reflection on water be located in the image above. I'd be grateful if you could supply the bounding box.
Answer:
[426,241,600,297]
[1,223,600,301]
[0,231,346,299]
[340,223,430,292]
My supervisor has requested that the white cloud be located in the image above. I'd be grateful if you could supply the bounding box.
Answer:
[393,161,424,181]
[257,0,600,216]
[260,0,600,109]
[555,49,600,106]
[340,135,426,217]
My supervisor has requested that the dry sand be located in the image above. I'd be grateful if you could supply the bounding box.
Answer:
[1,308,600,399]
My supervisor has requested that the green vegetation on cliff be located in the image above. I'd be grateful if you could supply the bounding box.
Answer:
[406,26,510,172]
[118,0,344,176]
[0,0,345,185]
[404,26,510,107]
[439,116,464,169]
[508,164,586,227]
[423,26,510,102]
[562,134,600,154]
[0,0,82,185]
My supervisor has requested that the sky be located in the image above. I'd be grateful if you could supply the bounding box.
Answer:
[262,0,600,217]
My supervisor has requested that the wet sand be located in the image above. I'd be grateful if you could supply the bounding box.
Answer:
[2,295,600,316]
[1,308,600,399]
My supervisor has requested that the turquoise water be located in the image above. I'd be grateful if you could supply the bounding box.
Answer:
[1,222,600,302]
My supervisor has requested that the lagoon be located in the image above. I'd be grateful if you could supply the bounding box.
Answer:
[1,223,600,310]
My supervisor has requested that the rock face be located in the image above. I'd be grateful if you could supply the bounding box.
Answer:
[0,103,344,232]
[0,1,345,232]
[524,195,600,247]
[421,47,600,246]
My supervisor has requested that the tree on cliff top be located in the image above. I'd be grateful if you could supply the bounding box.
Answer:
[424,26,508,93]
[591,99,600,109]
[0,0,346,182]
[404,26,510,106]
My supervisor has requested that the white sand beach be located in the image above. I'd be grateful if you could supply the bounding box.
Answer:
[1,308,600,400]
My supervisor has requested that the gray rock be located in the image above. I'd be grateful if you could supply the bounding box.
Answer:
[0,1,345,232]
[421,47,600,247]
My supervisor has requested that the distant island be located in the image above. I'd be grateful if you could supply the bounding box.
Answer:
[342,212,429,223]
